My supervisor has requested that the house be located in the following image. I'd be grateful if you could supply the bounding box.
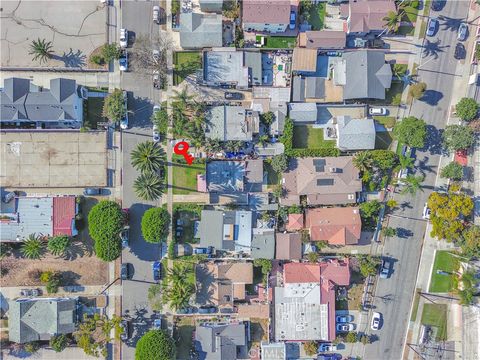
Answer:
[275,232,302,260]
[298,30,346,49]
[305,207,362,245]
[195,262,253,307]
[199,0,224,13]
[250,99,288,136]
[333,50,392,100]
[251,228,275,259]
[179,12,223,49]
[286,213,303,231]
[9,297,78,343]
[196,210,253,253]
[274,260,350,341]
[242,0,291,34]
[195,321,250,359]
[206,160,263,195]
[288,103,318,123]
[205,105,258,142]
[332,116,376,151]
[292,48,318,74]
[0,196,77,242]
[1,77,84,129]
[292,76,325,102]
[281,156,362,206]
[340,0,397,34]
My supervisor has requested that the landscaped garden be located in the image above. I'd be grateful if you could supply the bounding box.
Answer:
[173,51,202,85]
[292,125,336,149]
[173,203,202,244]
[429,250,459,293]
[172,154,206,195]
[84,97,107,130]
[300,1,326,30]
[264,36,296,49]
[421,303,448,341]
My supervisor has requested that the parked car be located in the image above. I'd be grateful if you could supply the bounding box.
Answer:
[119,28,128,48]
[121,263,130,280]
[318,343,337,352]
[153,124,160,142]
[318,355,341,360]
[2,191,16,203]
[120,320,130,341]
[225,92,243,100]
[336,323,354,332]
[336,315,354,323]
[369,107,387,116]
[120,227,129,248]
[289,11,296,30]
[458,23,468,41]
[431,0,445,11]
[426,17,438,37]
[119,50,128,71]
[422,203,431,220]
[198,306,217,314]
[153,5,160,24]
[153,319,162,330]
[83,187,103,196]
[371,312,381,330]
[152,49,160,63]
[380,259,391,279]
[153,70,162,89]
[152,261,161,282]
[120,90,129,129]
[20,288,40,297]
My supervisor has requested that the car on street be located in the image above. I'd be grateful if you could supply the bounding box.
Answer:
[318,343,337,352]
[120,90,129,129]
[336,315,354,323]
[289,11,296,30]
[120,320,130,341]
[83,187,103,196]
[119,28,128,48]
[371,312,381,330]
[20,289,40,297]
[152,124,160,142]
[380,259,391,279]
[422,203,431,220]
[152,261,161,282]
[3,191,16,203]
[153,70,162,89]
[336,323,354,332]
[153,319,162,330]
[120,227,129,248]
[426,17,438,37]
[121,263,131,280]
[369,107,387,116]
[454,42,466,60]
[431,0,445,11]
[153,5,160,24]
[119,50,128,72]
[225,92,243,100]
[458,23,468,41]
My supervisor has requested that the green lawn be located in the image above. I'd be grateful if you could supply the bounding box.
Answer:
[385,81,405,105]
[374,116,396,129]
[265,36,296,49]
[84,97,106,130]
[429,251,459,293]
[173,51,202,85]
[172,155,206,195]
[292,125,336,149]
[309,2,326,30]
[264,161,279,186]
[421,303,448,341]
[410,288,421,322]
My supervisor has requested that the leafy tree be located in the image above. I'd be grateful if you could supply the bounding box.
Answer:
[400,175,424,195]
[443,125,474,151]
[353,151,373,172]
[135,330,176,360]
[40,270,61,294]
[131,141,164,173]
[134,172,164,201]
[152,108,169,139]
[260,111,275,126]
[162,262,195,311]
[225,140,244,152]
[258,134,270,146]
[272,184,285,199]
[307,251,319,263]
[254,259,273,284]
[345,332,358,343]
[102,89,126,123]
[359,256,380,277]
[75,314,122,357]
[303,341,318,356]
[455,97,479,121]
[409,82,427,100]
[383,10,403,32]
[172,86,195,110]
[29,38,54,64]
[398,154,415,170]
[47,235,70,256]
[359,201,382,228]
[50,334,69,352]
[271,154,289,173]
[386,199,398,209]
[222,1,240,18]
[141,207,170,243]
[101,43,121,62]
[382,227,397,237]
[393,116,427,148]
[440,161,464,180]
[24,341,40,354]
[21,234,44,259]
[369,150,398,170]
[88,200,124,262]
[459,225,480,258]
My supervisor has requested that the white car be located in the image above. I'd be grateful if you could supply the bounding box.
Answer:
[426,17,438,37]
[119,51,128,72]
[422,203,431,220]
[336,323,354,332]
[153,5,160,24]
[152,49,160,63]
[371,312,381,330]
[318,343,337,352]
[153,124,160,142]
[369,107,387,116]
[119,28,128,48]
[120,90,129,129]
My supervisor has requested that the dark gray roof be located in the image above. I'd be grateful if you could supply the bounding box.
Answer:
[195,322,248,360]
[244,51,262,86]
[244,159,263,192]
[292,76,305,102]
[8,298,77,343]
[1,77,80,122]
[305,77,325,99]
[288,103,318,123]
[205,105,252,141]
[342,51,392,99]
[336,116,376,151]
[270,102,287,135]
[180,12,223,49]
[252,229,275,259]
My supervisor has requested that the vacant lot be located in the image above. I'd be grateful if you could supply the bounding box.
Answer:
[174,206,201,244]
[172,155,206,195]
[429,251,459,293]
[173,51,202,85]
[173,317,195,360]
[421,303,448,341]
[292,125,336,149]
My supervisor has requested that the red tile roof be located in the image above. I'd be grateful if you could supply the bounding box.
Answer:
[52,196,76,236]
[286,213,304,231]
[242,0,291,25]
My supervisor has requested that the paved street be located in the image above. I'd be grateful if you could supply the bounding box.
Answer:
[363,1,471,359]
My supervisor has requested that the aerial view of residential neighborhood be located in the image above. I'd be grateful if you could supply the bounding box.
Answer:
[2,0,480,359]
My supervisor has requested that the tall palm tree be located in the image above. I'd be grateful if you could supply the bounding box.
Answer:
[131,141,164,173]
[21,233,44,259]
[172,86,195,109]
[401,175,424,195]
[29,38,54,64]
[353,151,373,172]
[398,154,415,170]
[383,10,404,33]
[133,171,164,201]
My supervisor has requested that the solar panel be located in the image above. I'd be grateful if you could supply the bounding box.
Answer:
[317,179,334,186]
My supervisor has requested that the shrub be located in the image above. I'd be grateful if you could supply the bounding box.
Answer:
[345,331,358,343]
[103,88,126,123]
[409,82,426,99]
[24,342,40,354]
[101,43,121,62]
[90,54,105,65]
[50,334,69,352]
[440,161,464,180]
[303,341,318,356]
[271,154,289,173]
[141,207,170,243]
[393,116,427,148]
[455,97,479,122]
[135,330,176,360]
[47,235,70,256]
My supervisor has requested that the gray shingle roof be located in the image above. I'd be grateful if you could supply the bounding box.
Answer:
[270,102,287,135]
[288,103,318,123]
[336,116,376,151]
[180,12,223,49]
[244,51,262,86]
[205,105,252,141]
[195,322,248,360]
[292,76,305,102]
[203,49,249,88]
[252,229,275,259]
[306,77,325,99]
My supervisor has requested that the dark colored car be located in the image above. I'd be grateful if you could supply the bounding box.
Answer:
[152,261,161,282]
[431,0,445,12]
[120,227,129,248]
[121,263,130,280]
[83,187,103,196]
[454,42,466,60]
[225,91,243,100]
[120,320,130,341]
[20,288,40,297]
[198,306,217,314]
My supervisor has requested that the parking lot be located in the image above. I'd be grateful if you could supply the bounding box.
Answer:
[0,0,106,69]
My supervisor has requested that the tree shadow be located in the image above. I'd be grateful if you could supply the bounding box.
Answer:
[419,90,443,106]
[128,95,155,129]
[63,241,89,260]
[61,270,82,286]
[127,203,161,262]
[396,227,414,239]
[424,125,444,156]
[438,15,464,32]
[124,304,154,347]
[52,48,86,68]
[421,39,449,59]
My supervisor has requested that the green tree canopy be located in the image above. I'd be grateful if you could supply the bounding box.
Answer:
[141,207,170,243]
[455,97,479,121]
[102,88,126,123]
[135,330,176,360]
[134,172,164,201]
[47,235,70,256]
[442,125,474,151]
[409,82,427,100]
[29,38,54,64]
[393,116,427,148]
[359,256,380,277]
[400,174,424,195]
[131,141,164,173]
[271,154,289,173]
[440,161,464,180]
[87,200,124,262]
[260,111,275,126]
[101,43,121,62]
[459,225,480,258]
[303,341,318,356]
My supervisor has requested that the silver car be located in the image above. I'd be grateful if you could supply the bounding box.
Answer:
[426,17,438,37]
[458,23,468,41]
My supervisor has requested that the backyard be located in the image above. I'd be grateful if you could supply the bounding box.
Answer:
[292,125,336,149]
[264,36,296,49]
[385,81,404,105]
[173,316,195,360]
[172,155,206,195]
[173,51,202,86]
[264,161,280,186]
[421,303,448,341]
[429,250,459,293]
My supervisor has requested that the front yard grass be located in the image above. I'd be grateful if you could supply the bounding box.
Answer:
[429,250,459,293]
[84,97,106,130]
[172,154,206,195]
[385,81,405,105]
[374,116,396,129]
[173,317,195,360]
[421,303,448,341]
[264,36,296,49]
[292,125,336,149]
[410,288,421,322]
[173,51,202,85]
[308,2,326,30]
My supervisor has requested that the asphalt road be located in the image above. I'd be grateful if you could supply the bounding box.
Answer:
[363,2,470,359]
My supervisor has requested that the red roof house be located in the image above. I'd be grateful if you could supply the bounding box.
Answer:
[52,196,76,236]
[286,213,304,231]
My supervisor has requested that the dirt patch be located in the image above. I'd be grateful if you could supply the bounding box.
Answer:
[250,318,269,344]
[86,45,108,70]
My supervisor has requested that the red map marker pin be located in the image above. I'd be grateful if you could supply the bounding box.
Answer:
[173,141,194,165]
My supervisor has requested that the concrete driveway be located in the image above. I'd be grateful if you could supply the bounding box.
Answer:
[0,0,106,69]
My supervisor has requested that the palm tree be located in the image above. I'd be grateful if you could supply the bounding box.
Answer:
[205,138,222,153]
[133,172,164,201]
[401,175,424,195]
[172,86,195,109]
[353,151,373,172]
[21,233,44,259]
[398,154,415,170]
[383,10,404,33]
[258,134,270,147]
[131,141,164,173]
[29,38,54,64]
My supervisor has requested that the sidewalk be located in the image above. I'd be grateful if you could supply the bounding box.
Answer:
[1,284,122,299]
